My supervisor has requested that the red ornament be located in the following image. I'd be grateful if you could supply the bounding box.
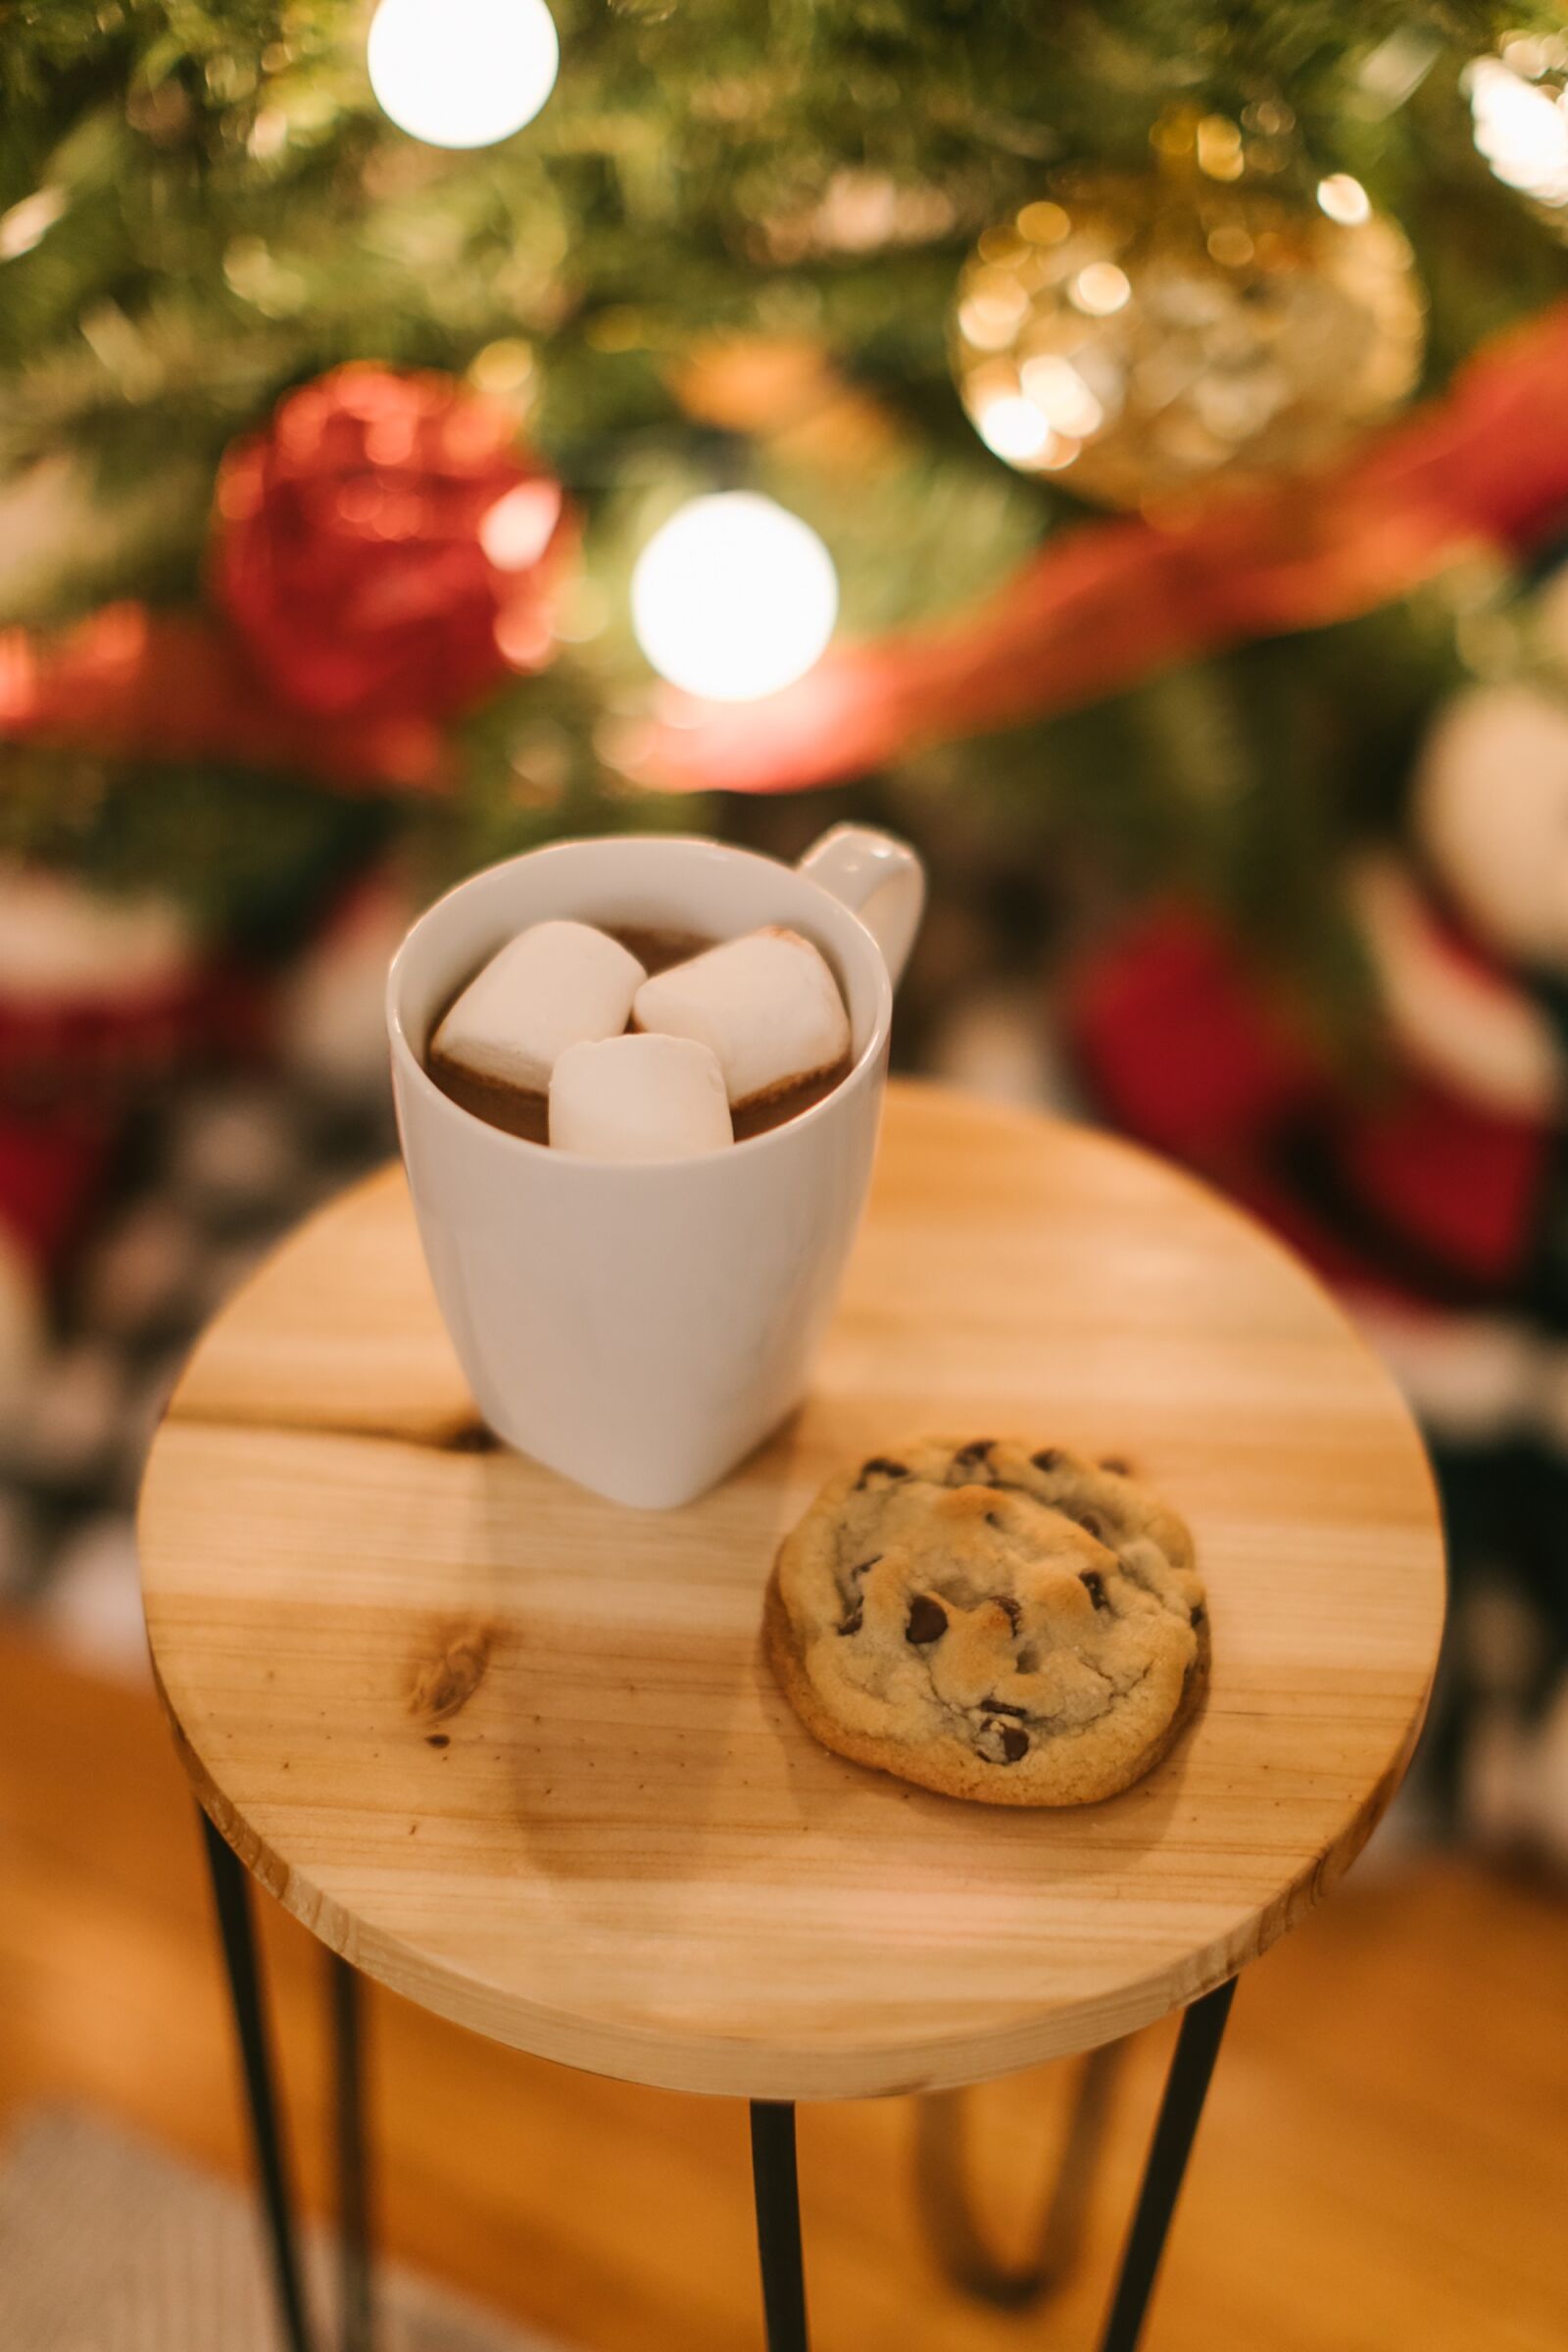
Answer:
[214,364,572,726]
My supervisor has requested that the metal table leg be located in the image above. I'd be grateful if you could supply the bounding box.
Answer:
[198,1809,317,2352]
[750,2101,810,2352]
[761,1982,1231,2352]
[914,2040,1125,2309]
[204,1781,1224,2352]
[329,1951,375,2352]
[1098,1977,1237,2352]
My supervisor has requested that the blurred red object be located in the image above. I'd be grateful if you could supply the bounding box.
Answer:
[0,1108,115,1272]
[215,364,572,725]
[0,604,452,791]
[0,366,572,792]
[1066,905,1330,1159]
[0,938,263,1099]
[1068,900,1551,1302]
[0,864,269,1289]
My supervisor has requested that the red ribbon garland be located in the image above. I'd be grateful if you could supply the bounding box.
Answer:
[0,602,452,792]
[5,301,1568,798]
[627,296,1568,795]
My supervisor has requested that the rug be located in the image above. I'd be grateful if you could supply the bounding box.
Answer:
[0,2106,570,2352]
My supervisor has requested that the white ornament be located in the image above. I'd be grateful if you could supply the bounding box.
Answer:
[0,864,193,1002]
[1415,683,1568,969]
[630,493,839,703]
[1348,854,1561,1118]
[368,0,560,151]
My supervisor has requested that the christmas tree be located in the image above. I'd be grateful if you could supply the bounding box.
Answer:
[0,0,1563,988]
[7,4,1568,1843]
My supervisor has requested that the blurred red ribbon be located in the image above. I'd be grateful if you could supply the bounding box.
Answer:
[629,296,1568,795]
[0,364,571,795]
[5,310,1568,795]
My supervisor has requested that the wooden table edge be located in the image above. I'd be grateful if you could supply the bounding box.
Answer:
[147,1635,1436,2103]
[139,1086,1447,2103]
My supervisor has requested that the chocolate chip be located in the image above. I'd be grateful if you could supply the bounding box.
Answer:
[978,1713,1031,1764]
[1031,1447,1062,1472]
[1081,1569,1109,1610]
[1078,1511,1107,1543]
[981,1695,1028,1719]
[838,1604,863,1637]
[1100,1454,1130,1476]
[425,1733,450,1748]
[953,1441,995,1475]
[984,1509,1004,1530]
[996,1595,1021,1633]
[906,1593,948,1645]
[976,1711,1032,1766]
[858,1456,908,1486]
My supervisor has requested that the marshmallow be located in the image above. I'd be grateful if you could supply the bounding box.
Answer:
[550,1033,733,1161]
[431,920,645,1095]
[632,927,850,1108]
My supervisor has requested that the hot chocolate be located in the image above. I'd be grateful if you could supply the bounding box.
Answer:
[426,924,853,1147]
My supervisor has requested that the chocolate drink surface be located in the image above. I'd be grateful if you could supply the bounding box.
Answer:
[426,925,852,1146]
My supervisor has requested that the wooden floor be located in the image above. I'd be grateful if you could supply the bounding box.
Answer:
[0,1622,1563,2352]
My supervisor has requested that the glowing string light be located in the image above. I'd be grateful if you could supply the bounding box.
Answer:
[631,494,839,704]
[1317,173,1372,225]
[973,393,1055,466]
[1464,51,1568,208]
[367,0,560,150]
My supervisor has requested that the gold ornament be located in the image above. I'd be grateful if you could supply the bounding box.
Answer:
[952,120,1425,510]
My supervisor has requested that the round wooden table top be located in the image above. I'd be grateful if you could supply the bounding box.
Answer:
[139,1082,1445,2103]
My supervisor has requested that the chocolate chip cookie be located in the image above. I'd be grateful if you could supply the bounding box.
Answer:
[764,1439,1207,1806]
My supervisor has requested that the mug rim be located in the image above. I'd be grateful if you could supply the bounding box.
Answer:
[385,832,896,1171]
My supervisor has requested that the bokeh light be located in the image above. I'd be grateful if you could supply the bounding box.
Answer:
[367,0,560,150]
[974,391,1057,466]
[1317,173,1372,225]
[1465,48,1568,210]
[630,493,839,703]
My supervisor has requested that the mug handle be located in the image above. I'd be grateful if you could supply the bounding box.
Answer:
[796,824,925,992]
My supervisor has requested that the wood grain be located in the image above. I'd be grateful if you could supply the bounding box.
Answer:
[137,1082,1446,2101]
[5,1630,1564,2352]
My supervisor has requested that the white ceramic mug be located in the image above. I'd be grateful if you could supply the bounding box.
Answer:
[387,826,924,1506]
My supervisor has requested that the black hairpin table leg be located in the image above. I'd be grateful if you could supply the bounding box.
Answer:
[198,1809,317,2352]
[201,1780,1222,2352]
[329,1951,374,2352]
[914,2039,1125,2309]
[750,2101,810,2352]
[1098,1977,1237,2352]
